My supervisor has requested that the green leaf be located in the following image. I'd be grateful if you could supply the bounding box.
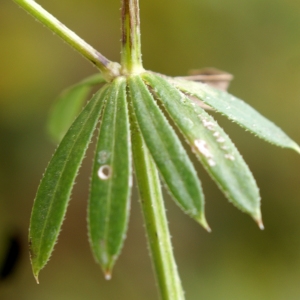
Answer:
[143,73,262,226]
[29,84,109,282]
[88,77,131,278]
[47,73,105,143]
[172,77,300,154]
[128,75,209,230]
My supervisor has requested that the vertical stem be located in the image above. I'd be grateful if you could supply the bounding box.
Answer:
[130,107,185,300]
[13,0,120,81]
[121,0,144,74]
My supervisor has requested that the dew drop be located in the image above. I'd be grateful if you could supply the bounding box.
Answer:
[225,154,235,161]
[208,159,216,166]
[213,131,220,137]
[202,118,215,131]
[217,137,225,143]
[194,140,213,158]
[98,165,112,180]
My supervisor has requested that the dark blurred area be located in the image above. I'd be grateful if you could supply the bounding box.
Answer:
[0,232,22,281]
[1,0,300,299]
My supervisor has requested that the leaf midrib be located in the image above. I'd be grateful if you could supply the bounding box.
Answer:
[103,81,120,255]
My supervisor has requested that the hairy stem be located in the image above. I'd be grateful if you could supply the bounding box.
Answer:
[13,0,120,81]
[130,106,185,300]
[121,0,144,74]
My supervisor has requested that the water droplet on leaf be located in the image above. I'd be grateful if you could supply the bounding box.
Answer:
[201,118,215,131]
[225,154,235,161]
[208,159,216,166]
[217,137,225,143]
[98,165,112,180]
[194,139,215,167]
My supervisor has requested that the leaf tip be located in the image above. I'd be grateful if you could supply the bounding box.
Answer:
[256,218,264,230]
[294,144,300,154]
[104,269,112,280]
[29,239,40,283]
[253,210,264,230]
[100,259,114,280]
[31,263,41,284]
[198,215,211,232]
[34,273,40,284]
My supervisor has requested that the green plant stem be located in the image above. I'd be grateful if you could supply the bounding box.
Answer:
[121,0,144,75]
[13,0,120,81]
[130,112,185,300]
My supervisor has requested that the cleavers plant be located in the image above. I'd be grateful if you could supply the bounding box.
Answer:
[13,0,300,299]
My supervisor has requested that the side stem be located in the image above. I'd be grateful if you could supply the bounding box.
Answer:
[121,0,144,74]
[130,108,185,300]
[13,0,120,81]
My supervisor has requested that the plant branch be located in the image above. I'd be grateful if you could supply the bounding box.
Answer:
[130,107,185,300]
[121,0,144,74]
[13,0,120,81]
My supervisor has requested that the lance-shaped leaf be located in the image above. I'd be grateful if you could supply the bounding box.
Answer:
[29,85,109,282]
[143,73,262,226]
[88,77,131,278]
[47,73,105,143]
[128,75,209,230]
[172,77,300,153]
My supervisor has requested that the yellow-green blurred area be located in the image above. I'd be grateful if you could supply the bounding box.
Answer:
[1,0,300,299]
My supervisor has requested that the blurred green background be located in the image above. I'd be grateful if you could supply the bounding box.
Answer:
[1,0,300,299]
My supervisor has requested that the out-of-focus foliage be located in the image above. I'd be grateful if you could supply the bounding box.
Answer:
[0,0,300,299]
